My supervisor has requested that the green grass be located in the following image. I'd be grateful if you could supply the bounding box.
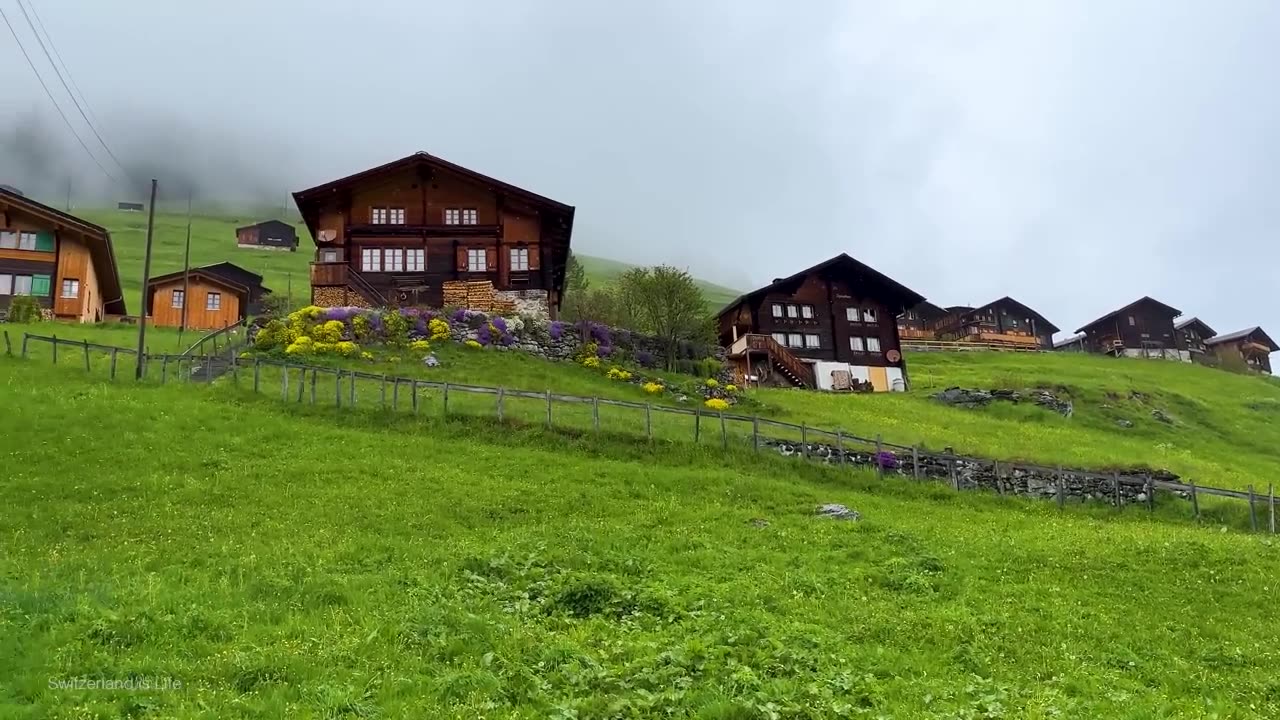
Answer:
[0,320,192,354]
[2,356,1279,717]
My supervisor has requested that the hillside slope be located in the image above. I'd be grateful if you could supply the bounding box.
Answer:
[1,358,1278,717]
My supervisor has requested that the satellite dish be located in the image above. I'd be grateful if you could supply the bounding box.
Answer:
[318,229,336,242]
[886,349,902,363]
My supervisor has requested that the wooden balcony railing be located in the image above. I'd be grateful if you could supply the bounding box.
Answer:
[311,261,348,287]
[729,333,814,387]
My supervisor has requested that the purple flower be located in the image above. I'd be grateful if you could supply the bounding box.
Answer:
[875,451,899,470]
[323,306,361,321]
[500,333,516,347]
[492,316,508,333]
[590,323,611,345]
[476,325,493,346]
[636,350,655,367]
[597,344,612,358]
[550,321,564,340]
[451,307,468,323]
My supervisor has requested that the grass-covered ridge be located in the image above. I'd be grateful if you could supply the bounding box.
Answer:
[1,357,1278,717]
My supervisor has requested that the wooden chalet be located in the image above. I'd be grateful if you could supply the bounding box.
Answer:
[1053,334,1086,352]
[0,186,127,322]
[145,262,271,330]
[294,151,575,318]
[931,296,1059,350]
[1174,317,1217,360]
[1074,296,1188,361]
[1206,327,1277,375]
[236,220,298,251]
[897,301,946,340]
[717,253,925,392]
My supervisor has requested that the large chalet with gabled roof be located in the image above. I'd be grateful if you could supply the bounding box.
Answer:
[1206,327,1277,375]
[294,152,575,318]
[717,253,925,392]
[931,296,1059,350]
[1074,296,1188,361]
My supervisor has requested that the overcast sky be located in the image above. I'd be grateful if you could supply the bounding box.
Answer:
[2,0,1278,339]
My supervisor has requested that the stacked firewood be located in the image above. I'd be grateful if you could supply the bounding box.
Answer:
[441,280,517,314]
[442,281,470,307]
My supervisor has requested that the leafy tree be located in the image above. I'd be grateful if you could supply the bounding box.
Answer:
[562,252,590,321]
[616,265,709,370]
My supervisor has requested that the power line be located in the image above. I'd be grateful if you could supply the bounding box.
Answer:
[0,4,119,182]
[14,0,130,180]
[25,0,105,132]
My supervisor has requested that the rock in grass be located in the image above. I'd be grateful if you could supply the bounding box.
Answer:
[1151,409,1175,425]
[1116,419,1135,428]
[747,518,770,528]
[816,504,861,521]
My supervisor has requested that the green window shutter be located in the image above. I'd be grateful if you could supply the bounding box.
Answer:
[31,274,51,296]
[34,232,55,252]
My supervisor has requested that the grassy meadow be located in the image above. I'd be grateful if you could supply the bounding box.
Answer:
[2,356,1279,718]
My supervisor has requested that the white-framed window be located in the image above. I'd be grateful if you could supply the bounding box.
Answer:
[371,207,387,224]
[771,304,783,318]
[361,247,382,272]
[467,248,487,272]
[801,305,814,319]
[406,248,425,271]
[804,333,821,348]
[171,289,184,308]
[444,208,460,225]
[850,337,865,352]
[862,308,877,323]
[1010,318,1019,328]
[786,304,798,318]
[60,279,79,299]
[846,307,858,322]
[18,232,37,250]
[389,208,405,225]
[510,247,529,272]
[320,249,339,263]
[787,333,803,347]
[0,232,14,249]
[0,273,11,295]
[384,248,405,272]
[461,208,478,225]
[206,292,222,311]
[1128,316,1136,326]
[867,337,882,353]
[13,275,32,295]
[771,332,787,346]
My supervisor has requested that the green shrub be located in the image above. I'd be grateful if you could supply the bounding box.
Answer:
[383,311,410,346]
[7,296,42,323]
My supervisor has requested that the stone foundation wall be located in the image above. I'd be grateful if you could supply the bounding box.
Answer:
[495,289,550,321]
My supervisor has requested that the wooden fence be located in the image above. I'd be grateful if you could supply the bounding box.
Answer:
[8,330,1277,534]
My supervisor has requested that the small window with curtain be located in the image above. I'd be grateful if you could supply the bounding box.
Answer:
[850,337,865,352]
[862,308,877,323]
[461,209,478,225]
[320,249,339,263]
[771,332,787,345]
[787,333,803,347]
[384,248,405,272]
[18,232,38,250]
[61,279,79,299]
[389,208,405,225]
[846,307,858,322]
[804,334,820,348]
[772,304,783,318]
[371,207,387,224]
[801,305,814,319]
[0,231,14,249]
[786,305,798,318]
[467,248,487,272]
[406,248,425,271]
[866,337,882,353]
[361,247,382,272]
[13,275,32,295]
[206,292,222,311]
[0,273,11,295]
[510,247,529,272]
[444,208,460,225]
[171,289,185,309]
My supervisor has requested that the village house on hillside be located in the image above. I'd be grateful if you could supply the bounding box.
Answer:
[717,253,925,392]
[897,301,947,341]
[236,220,298,252]
[1175,317,1217,361]
[145,262,271,331]
[294,151,575,319]
[1074,296,1188,361]
[931,296,1059,350]
[0,186,127,322]
[1206,327,1277,374]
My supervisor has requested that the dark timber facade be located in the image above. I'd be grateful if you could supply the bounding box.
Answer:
[1074,296,1188,361]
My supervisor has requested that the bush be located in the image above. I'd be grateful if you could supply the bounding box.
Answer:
[704,398,730,412]
[464,340,482,350]
[312,320,345,343]
[285,336,314,355]
[642,382,664,394]
[7,296,42,323]
[409,339,431,353]
[383,311,410,346]
[606,367,632,381]
[428,317,450,341]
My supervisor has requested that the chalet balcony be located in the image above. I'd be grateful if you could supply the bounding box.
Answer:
[346,223,501,238]
[311,261,348,286]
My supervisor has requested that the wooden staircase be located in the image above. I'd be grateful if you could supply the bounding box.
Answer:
[729,334,815,388]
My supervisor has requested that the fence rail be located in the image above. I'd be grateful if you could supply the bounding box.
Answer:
[181,318,246,357]
[9,330,1276,533]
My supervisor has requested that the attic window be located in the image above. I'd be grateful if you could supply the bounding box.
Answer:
[1128,316,1136,326]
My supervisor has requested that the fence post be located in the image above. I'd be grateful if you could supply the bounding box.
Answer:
[253,358,261,394]
[694,409,701,443]
[21,333,29,358]
[392,378,399,411]
[753,416,760,453]
[497,387,505,422]
[82,340,91,372]
[350,371,357,406]
[1145,474,1154,513]
[545,389,552,428]
[1269,484,1275,534]
[442,382,449,415]
[282,363,289,400]
[800,424,808,460]
[835,429,844,459]
[1056,466,1065,509]
[720,412,727,450]
[875,435,884,480]
[336,371,343,408]
[1112,472,1121,511]
[381,375,388,409]
[297,369,306,403]
[592,397,600,432]
[162,355,169,384]
[232,356,239,386]
[1190,482,1200,523]
[994,462,1004,496]
[2,329,9,356]
[645,403,652,439]
[912,446,920,480]
[1248,485,1258,532]
[109,348,118,380]
[948,457,958,490]
[310,369,318,405]
[52,334,57,364]
[412,380,419,415]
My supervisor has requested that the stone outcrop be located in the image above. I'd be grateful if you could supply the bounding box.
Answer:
[933,386,1074,417]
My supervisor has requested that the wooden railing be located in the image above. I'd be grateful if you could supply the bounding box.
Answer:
[346,268,387,306]
[903,339,1044,353]
[181,318,246,357]
[731,333,814,387]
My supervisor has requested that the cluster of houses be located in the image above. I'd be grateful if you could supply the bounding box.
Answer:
[2,152,1274,390]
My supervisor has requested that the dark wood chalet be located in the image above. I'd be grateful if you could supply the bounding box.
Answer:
[1206,327,1277,375]
[1074,296,1188,361]
[897,301,947,340]
[932,296,1059,349]
[236,220,298,251]
[294,152,575,318]
[717,253,925,392]
[1174,317,1217,360]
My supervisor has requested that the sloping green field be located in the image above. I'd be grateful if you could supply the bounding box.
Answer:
[1,357,1278,718]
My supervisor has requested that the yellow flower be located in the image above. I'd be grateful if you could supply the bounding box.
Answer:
[464,339,482,349]
[360,351,374,361]
[312,319,345,343]
[705,378,720,388]
[704,398,730,411]
[429,317,451,341]
[725,384,738,393]
[581,355,600,368]
[410,339,431,352]
[642,382,664,394]
[335,341,359,356]
[606,367,632,381]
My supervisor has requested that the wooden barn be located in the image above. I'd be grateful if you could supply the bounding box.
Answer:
[294,151,575,318]
[145,262,271,330]
[932,297,1059,350]
[1175,317,1217,361]
[717,253,925,392]
[1074,296,1189,361]
[897,301,947,340]
[236,220,298,251]
[1205,327,1277,375]
[0,186,127,322]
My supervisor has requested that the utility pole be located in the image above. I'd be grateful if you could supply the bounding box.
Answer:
[286,271,292,310]
[134,179,158,380]
[178,192,193,343]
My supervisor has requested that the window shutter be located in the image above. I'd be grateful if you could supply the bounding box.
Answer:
[31,274,51,296]
[35,232,55,252]
[486,247,497,271]
[456,246,467,271]
[527,244,540,271]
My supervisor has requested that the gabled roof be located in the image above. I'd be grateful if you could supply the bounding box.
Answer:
[718,253,926,318]
[900,300,947,319]
[1206,327,1278,351]
[146,267,249,295]
[1053,334,1086,349]
[0,186,126,315]
[1175,317,1217,338]
[199,261,264,285]
[969,296,1061,334]
[1075,296,1182,335]
[236,219,296,233]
